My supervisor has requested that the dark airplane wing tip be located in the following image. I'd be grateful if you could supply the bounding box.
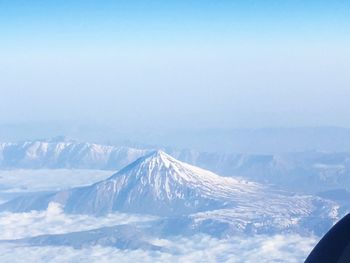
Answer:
[305,213,350,263]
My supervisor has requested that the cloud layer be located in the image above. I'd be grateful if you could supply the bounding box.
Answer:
[0,203,318,262]
[0,203,156,240]
[0,234,316,263]
[0,169,112,194]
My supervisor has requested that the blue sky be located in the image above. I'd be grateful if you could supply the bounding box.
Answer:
[0,0,349,130]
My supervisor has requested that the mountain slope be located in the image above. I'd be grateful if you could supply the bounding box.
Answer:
[0,151,339,230]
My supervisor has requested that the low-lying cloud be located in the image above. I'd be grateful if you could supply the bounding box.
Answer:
[0,169,112,194]
[0,234,316,263]
[0,203,156,240]
[0,203,318,262]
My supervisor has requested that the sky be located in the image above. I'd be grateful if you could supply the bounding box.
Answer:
[0,0,349,132]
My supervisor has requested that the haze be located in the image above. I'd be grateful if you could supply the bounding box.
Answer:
[0,0,349,132]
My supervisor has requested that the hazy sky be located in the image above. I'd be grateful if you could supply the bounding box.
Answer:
[0,0,349,131]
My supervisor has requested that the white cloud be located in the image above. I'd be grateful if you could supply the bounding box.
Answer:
[0,169,112,195]
[0,203,156,240]
[0,234,317,263]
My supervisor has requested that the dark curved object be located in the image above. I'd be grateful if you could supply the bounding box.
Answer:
[305,213,350,263]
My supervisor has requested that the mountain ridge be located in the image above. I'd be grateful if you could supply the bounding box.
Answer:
[2,139,350,195]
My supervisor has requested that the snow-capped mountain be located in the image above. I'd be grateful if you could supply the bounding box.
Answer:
[0,151,339,234]
[0,151,260,215]
[0,140,149,169]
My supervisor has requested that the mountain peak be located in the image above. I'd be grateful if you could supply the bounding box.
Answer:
[109,149,181,181]
[148,149,169,159]
[142,150,174,166]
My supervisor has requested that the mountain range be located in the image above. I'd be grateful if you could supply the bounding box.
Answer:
[1,139,350,195]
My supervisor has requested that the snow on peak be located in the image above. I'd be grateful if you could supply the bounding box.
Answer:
[142,150,174,168]
[110,149,255,191]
